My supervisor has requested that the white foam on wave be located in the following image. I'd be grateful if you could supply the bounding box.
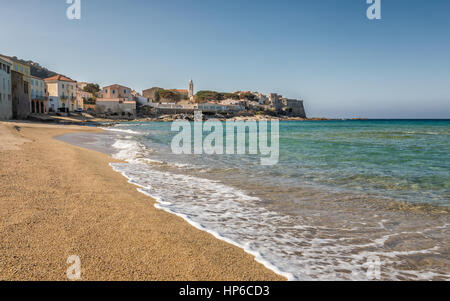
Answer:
[110,162,296,280]
[110,161,449,281]
[102,127,143,135]
[105,133,450,281]
[111,139,142,162]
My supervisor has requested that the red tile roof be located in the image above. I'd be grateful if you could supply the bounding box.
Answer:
[103,84,131,90]
[44,75,76,82]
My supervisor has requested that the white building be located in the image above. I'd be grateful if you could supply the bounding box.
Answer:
[131,90,150,106]
[45,75,77,112]
[0,57,12,120]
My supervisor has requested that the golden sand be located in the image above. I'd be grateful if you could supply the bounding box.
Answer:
[0,122,284,281]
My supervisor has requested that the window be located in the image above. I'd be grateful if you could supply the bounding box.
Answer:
[105,89,108,93]
[7,65,10,74]
[112,90,116,94]
[124,89,127,94]
[62,84,65,88]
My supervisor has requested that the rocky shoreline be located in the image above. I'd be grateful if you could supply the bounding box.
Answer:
[26,112,339,126]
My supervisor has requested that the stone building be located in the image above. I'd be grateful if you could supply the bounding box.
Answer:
[11,70,30,119]
[101,84,133,101]
[189,80,194,102]
[30,75,48,114]
[0,57,12,120]
[0,55,32,114]
[268,93,283,112]
[96,84,136,117]
[76,89,93,111]
[142,87,161,102]
[282,98,306,118]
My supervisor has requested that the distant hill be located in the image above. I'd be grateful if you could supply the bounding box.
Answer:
[1,54,59,79]
[16,57,58,79]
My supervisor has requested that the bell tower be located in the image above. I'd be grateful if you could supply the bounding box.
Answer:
[189,79,194,102]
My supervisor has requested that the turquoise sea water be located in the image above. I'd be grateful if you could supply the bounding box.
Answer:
[119,120,450,206]
[61,120,450,280]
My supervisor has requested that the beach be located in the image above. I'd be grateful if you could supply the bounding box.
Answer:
[73,120,449,281]
[0,122,284,281]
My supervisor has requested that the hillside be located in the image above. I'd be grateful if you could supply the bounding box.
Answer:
[1,54,58,79]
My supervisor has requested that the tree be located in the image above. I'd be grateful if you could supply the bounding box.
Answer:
[195,91,240,103]
[83,83,100,95]
[239,92,257,102]
[157,89,181,102]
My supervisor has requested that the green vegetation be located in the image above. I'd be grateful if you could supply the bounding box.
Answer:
[239,92,258,102]
[8,56,58,79]
[156,89,181,102]
[195,91,240,103]
[83,83,100,95]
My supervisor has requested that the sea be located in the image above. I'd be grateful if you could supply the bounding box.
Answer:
[58,119,450,280]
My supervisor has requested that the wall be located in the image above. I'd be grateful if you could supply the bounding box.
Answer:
[11,70,30,119]
[102,85,132,100]
[83,104,96,112]
[135,95,149,106]
[143,87,161,102]
[46,80,77,112]
[284,99,306,118]
[96,99,136,116]
[11,60,31,107]
[0,59,12,120]
[76,90,93,110]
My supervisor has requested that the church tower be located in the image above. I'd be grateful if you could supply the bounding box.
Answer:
[189,79,194,102]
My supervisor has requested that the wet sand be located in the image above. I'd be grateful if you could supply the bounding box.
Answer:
[0,122,284,281]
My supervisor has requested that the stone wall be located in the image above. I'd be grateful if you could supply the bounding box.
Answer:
[96,99,136,116]
[283,99,306,118]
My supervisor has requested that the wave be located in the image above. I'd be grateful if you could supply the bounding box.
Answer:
[104,125,450,281]
[101,127,143,135]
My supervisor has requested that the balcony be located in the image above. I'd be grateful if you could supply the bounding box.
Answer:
[32,96,48,101]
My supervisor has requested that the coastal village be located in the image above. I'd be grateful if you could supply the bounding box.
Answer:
[0,54,307,123]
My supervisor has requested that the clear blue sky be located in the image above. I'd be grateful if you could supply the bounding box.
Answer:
[2,0,449,118]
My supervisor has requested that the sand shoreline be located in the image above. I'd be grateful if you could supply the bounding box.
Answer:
[0,121,284,281]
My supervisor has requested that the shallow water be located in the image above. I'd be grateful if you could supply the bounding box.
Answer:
[59,120,450,280]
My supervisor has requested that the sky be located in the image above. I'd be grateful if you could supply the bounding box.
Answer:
[1,0,449,118]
